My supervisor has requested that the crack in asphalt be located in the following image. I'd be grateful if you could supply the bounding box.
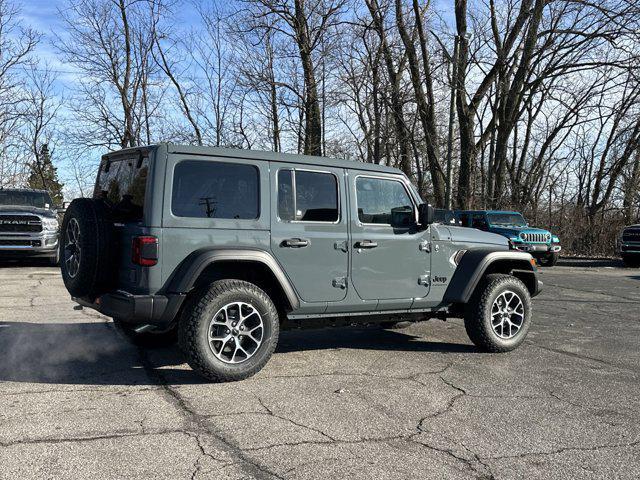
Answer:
[256,362,455,386]
[484,440,640,461]
[185,431,234,480]
[409,376,490,477]
[0,429,187,448]
[256,396,337,442]
[0,386,161,397]
[527,341,638,373]
[134,347,286,480]
[243,433,409,452]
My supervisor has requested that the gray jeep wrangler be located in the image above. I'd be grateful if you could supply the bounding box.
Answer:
[60,144,542,382]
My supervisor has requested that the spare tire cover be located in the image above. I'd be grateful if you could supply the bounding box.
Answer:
[60,198,116,298]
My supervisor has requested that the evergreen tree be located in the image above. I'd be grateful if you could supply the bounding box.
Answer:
[26,144,64,205]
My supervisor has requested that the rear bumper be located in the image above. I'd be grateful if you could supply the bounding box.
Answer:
[74,290,185,327]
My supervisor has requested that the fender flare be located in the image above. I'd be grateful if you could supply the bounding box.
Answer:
[162,248,300,310]
[443,249,539,304]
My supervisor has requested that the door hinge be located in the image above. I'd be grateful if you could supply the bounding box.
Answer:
[332,276,347,289]
[334,240,348,252]
[418,275,430,286]
[419,241,431,252]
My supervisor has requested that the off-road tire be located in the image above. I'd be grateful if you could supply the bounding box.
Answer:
[622,254,640,268]
[537,252,558,267]
[113,319,177,348]
[464,274,532,352]
[59,198,116,297]
[178,280,279,382]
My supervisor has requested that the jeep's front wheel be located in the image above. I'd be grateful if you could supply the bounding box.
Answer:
[464,274,532,352]
[178,280,279,382]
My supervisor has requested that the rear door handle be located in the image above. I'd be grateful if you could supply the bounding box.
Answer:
[282,238,309,248]
[355,240,378,249]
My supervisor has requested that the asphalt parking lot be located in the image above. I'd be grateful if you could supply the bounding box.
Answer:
[1,259,639,479]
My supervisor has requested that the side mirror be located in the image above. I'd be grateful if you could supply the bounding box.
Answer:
[418,203,435,226]
[390,206,415,228]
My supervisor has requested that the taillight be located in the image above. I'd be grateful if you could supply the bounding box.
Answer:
[132,236,158,266]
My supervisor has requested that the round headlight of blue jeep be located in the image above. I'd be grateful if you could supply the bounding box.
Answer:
[520,233,528,241]
[42,217,59,231]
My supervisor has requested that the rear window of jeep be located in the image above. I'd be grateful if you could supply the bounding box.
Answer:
[94,156,149,222]
[171,160,259,219]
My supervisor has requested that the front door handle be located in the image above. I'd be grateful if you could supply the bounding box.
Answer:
[355,240,378,249]
[282,238,309,248]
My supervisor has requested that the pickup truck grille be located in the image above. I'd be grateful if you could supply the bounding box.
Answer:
[622,228,640,242]
[0,215,42,233]
[520,232,549,243]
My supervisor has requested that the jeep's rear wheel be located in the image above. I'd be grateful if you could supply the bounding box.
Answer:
[464,274,532,352]
[537,252,558,267]
[178,280,279,382]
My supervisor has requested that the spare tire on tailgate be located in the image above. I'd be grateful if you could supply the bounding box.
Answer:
[60,198,117,298]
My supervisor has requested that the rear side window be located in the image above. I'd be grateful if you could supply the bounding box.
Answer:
[277,169,339,222]
[172,160,259,219]
[94,156,149,222]
[356,177,413,225]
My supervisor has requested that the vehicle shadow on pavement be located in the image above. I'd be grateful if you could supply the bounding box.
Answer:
[277,326,477,354]
[0,322,475,386]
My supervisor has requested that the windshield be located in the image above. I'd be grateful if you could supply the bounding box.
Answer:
[487,213,527,227]
[0,191,53,208]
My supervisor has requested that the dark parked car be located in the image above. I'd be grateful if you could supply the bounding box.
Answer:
[617,224,640,267]
[60,144,542,381]
[0,188,60,264]
[454,210,561,266]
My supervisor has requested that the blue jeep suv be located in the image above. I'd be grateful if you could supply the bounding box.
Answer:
[454,210,561,266]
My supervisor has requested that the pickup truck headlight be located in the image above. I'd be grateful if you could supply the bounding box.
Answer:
[42,217,59,231]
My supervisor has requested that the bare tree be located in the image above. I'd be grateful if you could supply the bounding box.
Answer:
[241,0,346,156]
[0,0,38,186]
[56,0,165,150]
